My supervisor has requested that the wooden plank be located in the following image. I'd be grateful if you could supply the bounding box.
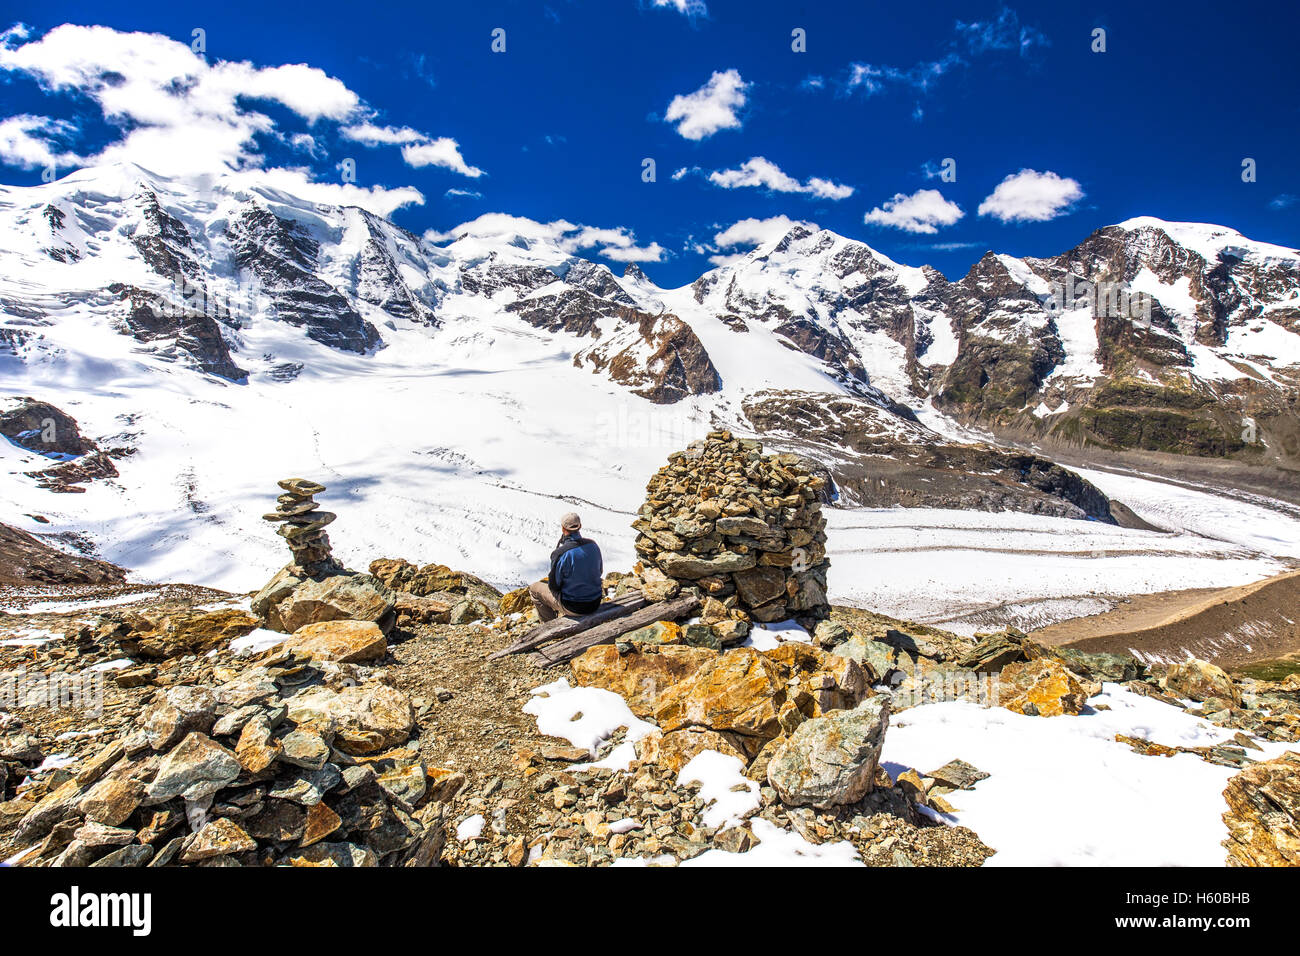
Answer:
[487,590,647,660]
[529,593,701,667]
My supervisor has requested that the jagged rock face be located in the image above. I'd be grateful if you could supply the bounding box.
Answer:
[934,253,1065,419]
[692,226,934,395]
[0,396,94,456]
[355,213,438,325]
[109,283,246,380]
[577,308,720,404]
[228,205,381,354]
[742,389,1118,521]
[1222,751,1300,867]
[131,189,202,280]
[39,203,81,263]
[0,521,126,585]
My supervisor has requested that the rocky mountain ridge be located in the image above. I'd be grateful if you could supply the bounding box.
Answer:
[2,164,1297,470]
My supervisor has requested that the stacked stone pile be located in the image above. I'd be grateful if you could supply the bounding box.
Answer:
[634,431,831,624]
[252,478,396,635]
[262,478,338,572]
[4,649,450,867]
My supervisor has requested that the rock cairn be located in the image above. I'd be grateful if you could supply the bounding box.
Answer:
[634,431,830,624]
[262,478,337,572]
[3,649,448,868]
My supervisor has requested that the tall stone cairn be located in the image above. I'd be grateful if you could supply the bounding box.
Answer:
[634,430,830,624]
[262,478,339,572]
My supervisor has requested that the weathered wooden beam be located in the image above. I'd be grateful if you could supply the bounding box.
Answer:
[528,593,701,667]
[487,590,647,660]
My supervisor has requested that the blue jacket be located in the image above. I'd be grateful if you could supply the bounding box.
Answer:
[548,532,603,612]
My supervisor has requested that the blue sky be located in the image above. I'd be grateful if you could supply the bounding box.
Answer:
[1,0,1297,283]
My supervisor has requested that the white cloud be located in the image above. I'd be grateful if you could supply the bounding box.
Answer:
[977,169,1083,223]
[651,0,708,17]
[445,187,482,199]
[340,123,426,146]
[664,69,748,140]
[428,213,664,262]
[0,24,478,213]
[223,166,424,218]
[839,8,1047,100]
[863,188,964,234]
[700,156,853,200]
[706,215,814,264]
[401,138,484,178]
[341,122,484,177]
[0,114,81,169]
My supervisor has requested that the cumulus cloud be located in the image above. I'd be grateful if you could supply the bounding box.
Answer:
[977,169,1083,223]
[704,215,813,265]
[428,213,665,263]
[0,24,481,214]
[341,122,482,177]
[0,114,82,169]
[400,138,484,178]
[664,69,748,140]
[863,188,965,233]
[700,156,853,200]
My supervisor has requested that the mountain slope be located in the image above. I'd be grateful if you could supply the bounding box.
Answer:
[0,164,1298,601]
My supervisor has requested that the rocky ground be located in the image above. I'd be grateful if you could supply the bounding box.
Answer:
[0,579,1001,867]
[2,560,1297,867]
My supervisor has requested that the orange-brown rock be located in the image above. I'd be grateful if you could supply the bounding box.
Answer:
[1222,751,1300,867]
[300,801,343,847]
[122,608,260,660]
[283,619,387,664]
[998,659,1087,717]
[634,727,748,772]
[763,643,870,717]
[653,647,791,741]
[569,644,716,717]
[498,587,534,617]
[1163,658,1241,706]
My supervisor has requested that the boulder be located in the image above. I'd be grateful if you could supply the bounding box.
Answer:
[766,697,891,808]
[634,727,748,773]
[448,598,492,625]
[569,644,716,717]
[260,572,397,635]
[763,642,871,717]
[142,685,218,750]
[284,683,415,755]
[145,733,241,805]
[499,587,534,617]
[831,636,893,683]
[283,620,387,664]
[123,609,260,660]
[1164,658,1241,706]
[653,647,791,741]
[955,631,1028,671]
[182,818,257,862]
[927,759,990,791]
[998,659,1088,717]
[1222,751,1300,866]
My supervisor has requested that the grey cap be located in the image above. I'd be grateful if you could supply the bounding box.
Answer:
[560,512,582,531]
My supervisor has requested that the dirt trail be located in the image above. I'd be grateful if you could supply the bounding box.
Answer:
[1033,568,1300,668]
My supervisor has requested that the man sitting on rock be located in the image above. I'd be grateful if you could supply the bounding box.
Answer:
[529,512,603,621]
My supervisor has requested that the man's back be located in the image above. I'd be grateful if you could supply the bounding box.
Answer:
[549,533,603,611]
